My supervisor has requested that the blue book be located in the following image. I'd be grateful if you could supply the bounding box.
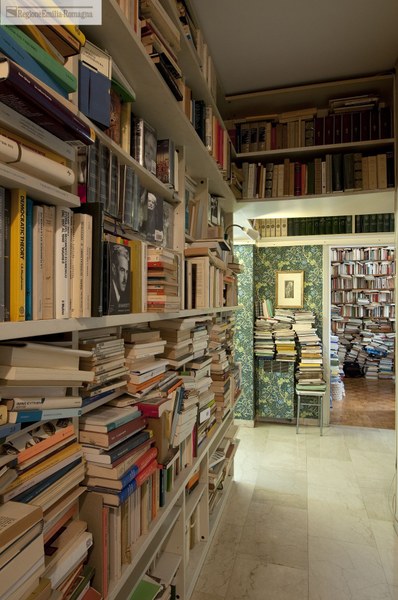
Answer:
[9,407,82,423]
[0,422,21,441]
[78,62,110,128]
[87,478,137,506]
[99,430,151,464]
[13,457,82,503]
[0,26,67,98]
[25,197,33,321]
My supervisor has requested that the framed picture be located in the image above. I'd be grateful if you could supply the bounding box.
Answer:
[275,270,304,308]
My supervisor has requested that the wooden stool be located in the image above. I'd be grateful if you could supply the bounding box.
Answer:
[296,390,325,435]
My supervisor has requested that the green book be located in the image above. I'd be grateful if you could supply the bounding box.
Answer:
[376,213,384,232]
[4,25,77,93]
[319,216,326,235]
[130,579,163,600]
[345,215,353,233]
[362,214,370,232]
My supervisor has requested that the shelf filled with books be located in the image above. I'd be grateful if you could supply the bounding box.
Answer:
[82,0,236,203]
[330,246,395,382]
[0,5,243,599]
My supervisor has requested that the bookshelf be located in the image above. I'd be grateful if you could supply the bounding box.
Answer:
[0,4,246,600]
[330,246,395,382]
[224,73,395,224]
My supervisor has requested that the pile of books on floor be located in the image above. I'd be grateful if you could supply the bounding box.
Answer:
[147,247,181,312]
[330,333,345,402]
[294,310,326,393]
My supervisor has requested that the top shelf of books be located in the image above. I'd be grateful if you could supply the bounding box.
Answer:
[83,0,236,203]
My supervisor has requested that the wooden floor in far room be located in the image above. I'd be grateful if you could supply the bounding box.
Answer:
[330,377,395,429]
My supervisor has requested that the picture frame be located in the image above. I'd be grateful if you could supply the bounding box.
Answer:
[275,270,304,308]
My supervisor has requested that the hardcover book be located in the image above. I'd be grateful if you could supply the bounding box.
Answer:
[103,240,131,315]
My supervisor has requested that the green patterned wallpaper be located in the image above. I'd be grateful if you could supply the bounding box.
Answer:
[234,244,324,422]
[233,245,254,420]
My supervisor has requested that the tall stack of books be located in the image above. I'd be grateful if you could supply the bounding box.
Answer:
[147,247,181,312]
[79,328,129,412]
[294,310,326,392]
[330,333,345,402]
[254,318,275,359]
[180,357,214,451]
[208,320,232,422]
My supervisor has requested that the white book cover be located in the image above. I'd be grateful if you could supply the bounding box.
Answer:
[55,206,72,319]
[70,212,84,318]
[32,204,43,321]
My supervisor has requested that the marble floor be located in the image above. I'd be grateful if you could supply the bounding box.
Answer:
[192,422,398,600]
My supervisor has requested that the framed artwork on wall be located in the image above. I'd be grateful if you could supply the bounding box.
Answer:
[275,270,304,308]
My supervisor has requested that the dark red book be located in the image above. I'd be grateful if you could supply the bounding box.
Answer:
[80,417,147,449]
[333,114,342,144]
[0,56,94,145]
[342,113,352,143]
[324,115,333,145]
[380,106,392,138]
[352,112,360,142]
[359,110,370,141]
[314,117,324,145]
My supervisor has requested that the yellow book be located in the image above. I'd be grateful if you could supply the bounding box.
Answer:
[10,189,26,322]
[20,24,66,65]
[4,442,82,493]
[128,239,147,313]
[62,24,86,46]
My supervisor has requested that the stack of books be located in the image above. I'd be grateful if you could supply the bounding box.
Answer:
[254,318,275,359]
[294,310,326,392]
[208,319,232,422]
[180,358,214,450]
[330,333,345,402]
[147,247,181,312]
[79,328,129,412]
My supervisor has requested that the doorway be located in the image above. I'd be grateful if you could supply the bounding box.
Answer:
[329,244,395,429]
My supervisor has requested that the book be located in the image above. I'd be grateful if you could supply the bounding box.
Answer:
[0,342,91,369]
[0,365,94,383]
[85,446,158,490]
[0,500,42,548]
[54,206,72,319]
[32,204,43,320]
[0,56,94,145]
[4,26,77,93]
[79,405,141,433]
[79,416,147,449]
[103,240,131,315]
[37,25,81,57]
[9,188,26,321]
[41,204,55,320]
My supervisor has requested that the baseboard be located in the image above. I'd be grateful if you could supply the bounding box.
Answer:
[234,419,255,428]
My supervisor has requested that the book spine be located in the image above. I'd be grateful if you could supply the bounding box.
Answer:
[42,204,55,320]
[54,206,72,319]
[3,190,10,321]
[5,26,77,93]
[25,196,33,320]
[9,407,82,422]
[75,203,103,317]
[0,26,68,97]
[10,188,26,321]
[32,204,43,320]
[0,187,5,321]
[0,57,94,145]
[135,458,158,487]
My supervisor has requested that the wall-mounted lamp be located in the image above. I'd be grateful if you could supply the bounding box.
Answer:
[224,224,260,241]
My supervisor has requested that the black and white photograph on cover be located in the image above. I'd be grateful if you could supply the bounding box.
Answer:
[275,270,304,308]
[108,242,131,315]
[144,122,157,175]
[146,192,164,245]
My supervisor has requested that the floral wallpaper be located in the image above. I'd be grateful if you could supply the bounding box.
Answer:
[233,244,324,422]
[254,245,324,420]
[256,360,295,420]
[233,245,254,420]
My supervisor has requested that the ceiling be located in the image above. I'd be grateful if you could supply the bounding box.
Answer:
[189,0,398,101]
[188,0,398,239]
